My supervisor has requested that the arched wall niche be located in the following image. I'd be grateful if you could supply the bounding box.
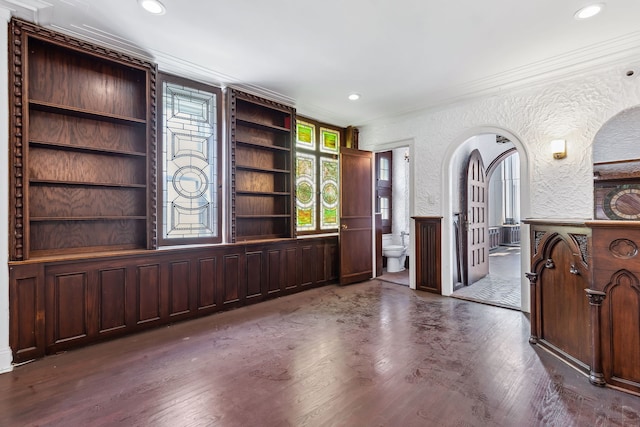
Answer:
[593,106,640,220]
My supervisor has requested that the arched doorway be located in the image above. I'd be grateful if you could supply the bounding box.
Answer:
[441,128,531,313]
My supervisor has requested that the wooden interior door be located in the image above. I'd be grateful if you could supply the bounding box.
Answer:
[339,147,373,285]
[463,149,489,285]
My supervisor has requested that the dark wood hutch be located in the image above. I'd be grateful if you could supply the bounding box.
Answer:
[7,18,337,363]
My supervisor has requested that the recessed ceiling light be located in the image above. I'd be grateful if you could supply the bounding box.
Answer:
[348,93,360,101]
[138,0,166,15]
[574,3,604,20]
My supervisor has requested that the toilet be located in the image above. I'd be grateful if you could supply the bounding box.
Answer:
[383,244,407,273]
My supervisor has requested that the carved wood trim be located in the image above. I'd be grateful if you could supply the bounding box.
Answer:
[148,66,158,249]
[228,89,237,243]
[233,89,295,114]
[11,18,155,69]
[569,233,589,266]
[9,19,26,260]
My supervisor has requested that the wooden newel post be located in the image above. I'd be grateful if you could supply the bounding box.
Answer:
[525,272,538,344]
[585,288,606,386]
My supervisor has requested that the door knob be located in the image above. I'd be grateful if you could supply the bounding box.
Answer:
[341,224,348,230]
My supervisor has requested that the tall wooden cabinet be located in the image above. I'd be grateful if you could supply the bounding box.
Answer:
[9,18,156,260]
[228,89,295,241]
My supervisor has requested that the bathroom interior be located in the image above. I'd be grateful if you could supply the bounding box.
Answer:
[378,146,411,284]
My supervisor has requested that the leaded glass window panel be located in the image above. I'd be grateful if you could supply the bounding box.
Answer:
[161,78,221,243]
[296,152,316,231]
[320,127,339,154]
[296,121,316,150]
[320,157,339,229]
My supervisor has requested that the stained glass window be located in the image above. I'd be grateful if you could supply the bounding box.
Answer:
[160,75,222,243]
[296,121,316,150]
[295,118,340,233]
[320,158,339,229]
[296,153,316,231]
[320,127,339,154]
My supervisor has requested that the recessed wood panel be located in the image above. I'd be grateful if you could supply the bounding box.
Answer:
[267,250,281,294]
[246,252,263,298]
[414,217,442,294]
[300,245,315,287]
[539,240,590,367]
[52,273,87,343]
[315,244,327,283]
[197,258,217,309]
[284,248,297,290]
[602,271,640,390]
[98,268,127,333]
[137,265,160,323]
[15,277,38,350]
[169,261,191,317]
[223,255,241,304]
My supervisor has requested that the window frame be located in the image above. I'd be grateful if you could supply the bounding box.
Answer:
[375,151,393,234]
[157,72,223,246]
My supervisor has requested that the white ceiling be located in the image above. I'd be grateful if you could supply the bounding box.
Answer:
[5,0,640,126]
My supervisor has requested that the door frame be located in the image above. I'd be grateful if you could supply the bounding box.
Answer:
[442,128,531,313]
[370,140,416,290]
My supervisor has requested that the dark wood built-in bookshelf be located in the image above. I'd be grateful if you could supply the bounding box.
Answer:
[229,89,295,241]
[9,19,156,260]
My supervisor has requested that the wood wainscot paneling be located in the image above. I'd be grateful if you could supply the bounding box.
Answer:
[412,217,442,293]
[8,237,338,363]
[9,264,45,363]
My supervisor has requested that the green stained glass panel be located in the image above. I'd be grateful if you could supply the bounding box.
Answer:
[320,157,339,229]
[296,152,316,231]
[320,127,339,154]
[296,121,316,150]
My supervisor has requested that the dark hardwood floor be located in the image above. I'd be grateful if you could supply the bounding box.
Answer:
[1,280,638,426]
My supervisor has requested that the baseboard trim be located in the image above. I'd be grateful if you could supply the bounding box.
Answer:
[0,347,13,374]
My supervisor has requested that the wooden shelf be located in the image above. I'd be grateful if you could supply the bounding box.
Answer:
[237,214,291,219]
[236,139,290,152]
[30,140,146,158]
[236,118,290,133]
[236,164,290,174]
[29,100,146,125]
[236,190,290,196]
[30,216,147,222]
[30,179,146,189]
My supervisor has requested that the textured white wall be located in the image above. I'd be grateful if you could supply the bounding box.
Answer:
[593,106,640,163]
[359,63,640,307]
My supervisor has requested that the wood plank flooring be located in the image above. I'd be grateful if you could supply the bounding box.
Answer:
[0,280,638,426]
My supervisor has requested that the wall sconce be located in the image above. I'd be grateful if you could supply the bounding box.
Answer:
[551,139,566,159]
